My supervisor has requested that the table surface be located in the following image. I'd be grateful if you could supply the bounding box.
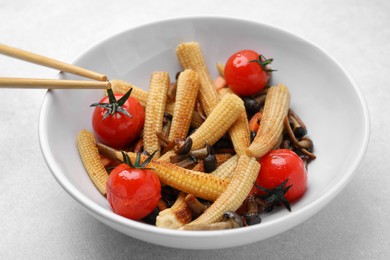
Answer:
[1,0,389,259]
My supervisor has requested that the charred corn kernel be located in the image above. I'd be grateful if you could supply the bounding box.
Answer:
[176,42,220,116]
[115,151,230,201]
[169,69,200,141]
[246,84,290,158]
[190,93,245,150]
[156,192,192,229]
[110,79,148,106]
[77,130,109,196]
[182,155,260,228]
[210,155,238,179]
[218,87,251,156]
[144,72,170,157]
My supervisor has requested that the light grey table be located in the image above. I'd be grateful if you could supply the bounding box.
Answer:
[1,1,388,259]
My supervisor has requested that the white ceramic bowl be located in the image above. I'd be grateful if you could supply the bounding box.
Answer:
[39,16,369,249]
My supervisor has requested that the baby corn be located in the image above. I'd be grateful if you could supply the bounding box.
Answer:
[229,112,251,155]
[218,87,250,156]
[113,151,230,201]
[162,68,204,228]
[161,70,204,231]
[143,160,229,201]
[156,192,192,229]
[182,155,260,228]
[110,79,148,106]
[210,155,238,179]
[168,69,200,140]
[166,102,204,128]
[176,42,220,116]
[158,93,244,162]
[144,72,170,157]
[77,130,109,196]
[190,93,244,150]
[246,84,290,158]
[162,77,231,225]
[157,155,232,229]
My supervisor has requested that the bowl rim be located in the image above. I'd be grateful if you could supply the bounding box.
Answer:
[38,15,370,241]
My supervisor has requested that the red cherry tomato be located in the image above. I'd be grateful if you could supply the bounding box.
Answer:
[106,163,161,220]
[255,149,307,203]
[224,50,272,96]
[92,94,145,149]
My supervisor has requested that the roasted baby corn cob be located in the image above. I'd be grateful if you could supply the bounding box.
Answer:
[155,155,233,229]
[165,153,232,227]
[218,87,251,156]
[158,93,244,162]
[77,130,109,196]
[229,112,251,155]
[111,79,204,128]
[176,42,220,116]
[144,72,170,157]
[160,69,201,230]
[190,93,244,150]
[168,69,200,141]
[112,151,230,201]
[156,192,192,229]
[210,155,238,179]
[166,102,204,128]
[182,155,260,228]
[246,84,290,158]
[110,79,148,106]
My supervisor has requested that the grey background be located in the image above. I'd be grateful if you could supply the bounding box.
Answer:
[0,0,388,259]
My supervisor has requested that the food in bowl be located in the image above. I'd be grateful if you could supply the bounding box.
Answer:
[39,17,369,249]
[76,41,316,230]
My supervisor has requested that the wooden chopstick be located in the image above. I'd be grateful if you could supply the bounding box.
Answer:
[0,78,111,89]
[0,44,107,82]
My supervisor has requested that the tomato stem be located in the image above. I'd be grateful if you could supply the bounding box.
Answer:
[249,55,277,73]
[90,88,134,120]
[253,178,292,212]
[121,150,157,169]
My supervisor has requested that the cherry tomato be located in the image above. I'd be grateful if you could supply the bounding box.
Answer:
[106,163,161,220]
[255,149,307,203]
[92,93,145,149]
[224,50,273,96]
